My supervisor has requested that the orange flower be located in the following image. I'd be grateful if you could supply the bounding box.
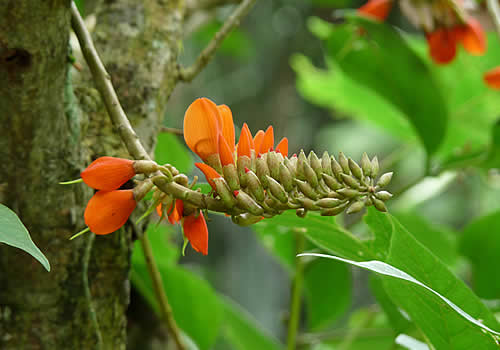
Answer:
[484,66,500,89]
[253,130,265,155]
[156,199,184,224]
[275,137,289,157]
[459,19,486,55]
[427,28,457,64]
[81,157,135,191]
[358,0,392,21]
[195,162,221,190]
[183,211,209,255]
[237,123,254,158]
[84,190,137,235]
[260,126,274,154]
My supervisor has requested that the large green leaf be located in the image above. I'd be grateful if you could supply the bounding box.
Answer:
[0,204,50,271]
[364,209,500,349]
[460,211,500,299]
[323,16,448,156]
[221,297,283,350]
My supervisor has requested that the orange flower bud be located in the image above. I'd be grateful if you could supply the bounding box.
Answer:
[218,135,234,166]
[237,123,254,158]
[275,137,288,157]
[427,28,457,64]
[195,162,221,190]
[484,66,500,89]
[459,19,486,55]
[358,0,392,21]
[217,104,235,154]
[183,211,208,255]
[81,157,135,191]
[253,130,265,155]
[260,126,274,154]
[84,190,137,235]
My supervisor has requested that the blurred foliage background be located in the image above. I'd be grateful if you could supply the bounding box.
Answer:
[124,0,500,348]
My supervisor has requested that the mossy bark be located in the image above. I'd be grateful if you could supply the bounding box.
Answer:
[0,0,184,348]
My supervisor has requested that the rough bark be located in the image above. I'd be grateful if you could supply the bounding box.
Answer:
[0,0,184,348]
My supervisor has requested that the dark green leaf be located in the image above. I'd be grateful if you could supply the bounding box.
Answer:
[0,204,50,271]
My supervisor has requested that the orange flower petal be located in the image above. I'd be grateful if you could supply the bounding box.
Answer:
[484,66,500,89]
[156,203,163,217]
[183,98,222,162]
[460,19,486,55]
[275,137,289,157]
[260,126,274,154]
[183,211,208,255]
[253,130,265,155]
[168,199,184,224]
[84,190,137,235]
[81,157,135,191]
[358,0,392,21]
[195,162,221,190]
[217,104,235,153]
[237,123,254,158]
[427,28,457,65]
[218,135,234,166]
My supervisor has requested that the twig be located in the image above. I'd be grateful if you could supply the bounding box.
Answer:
[286,231,306,350]
[160,126,183,136]
[177,0,258,82]
[83,234,103,349]
[70,3,186,349]
[487,0,500,39]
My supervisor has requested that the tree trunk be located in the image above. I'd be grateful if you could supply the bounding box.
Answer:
[0,0,184,348]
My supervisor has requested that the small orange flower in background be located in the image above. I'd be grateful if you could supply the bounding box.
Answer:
[358,0,392,21]
[484,67,500,89]
[427,28,457,65]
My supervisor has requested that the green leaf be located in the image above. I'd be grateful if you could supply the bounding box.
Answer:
[364,209,500,349]
[304,258,351,330]
[0,204,50,271]
[155,132,193,174]
[194,22,255,59]
[221,297,283,350]
[460,211,500,298]
[131,224,179,269]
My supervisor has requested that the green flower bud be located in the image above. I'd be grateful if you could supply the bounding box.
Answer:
[331,155,344,182]
[376,172,393,188]
[309,151,323,178]
[375,191,393,201]
[348,158,363,180]
[346,200,365,214]
[316,198,344,208]
[223,164,240,191]
[322,151,333,176]
[373,197,387,212]
[256,157,271,188]
[237,156,252,187]
[266,176,288,203]
[361,152,372,177]
[206,153,223,174]
[296,208,307,218]
[298,197,319,210]
[341,173,362,190]
[213,177,236,208]
[295,179,318,200]
[232,213,263,226]
[296,150,308,180]
[303,160,319,188]
[337,188,360,198]
[279,163,294,192]
[371,156,379,178]
[285,156,297,178]
[338,152,350,175]
[245,170,265,202]
[320,202,348,216]
[234,190,264,216]
[267,151,280,180]
[133,160,160,174]
[322,173,342,190]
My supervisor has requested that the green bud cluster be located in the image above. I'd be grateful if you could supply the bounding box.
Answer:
[224,150,393,225]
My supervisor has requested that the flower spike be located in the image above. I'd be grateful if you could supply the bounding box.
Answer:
[81,156,135,191]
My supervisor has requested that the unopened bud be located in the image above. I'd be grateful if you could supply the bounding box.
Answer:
[377,172,393,188]
[348,158,363,180]
[173,174,189,187]
[133,160,159,174]
[322,151,333,176]
[213,177,236,208]
[375,191,393,201]
[245,170,265,202]
[341,173,361,190]
[316,198,343,208]
[237,156,252,187]
[331,156,344,182]
[279,163,294,192]
[303,161,319,188]
[223,164,240,191]
[373,197,387,212]
[234,190,264,216]
[371,156,379,178]
[320,202,348,216]
[232,213,263,226]
[295,179,318,200]
[309,151,323,178]
[296,208,307,218]
[298,197,319,210]
[361,152,372,177]
[267,151,280,180]
[284,157,297,178]
[256,157,271,188]
[296,150,308,180]
[338,152,350,174]
[266,176,288,203]
[337,188,360,198]
[346,200,365,214]
[322,173,342,190]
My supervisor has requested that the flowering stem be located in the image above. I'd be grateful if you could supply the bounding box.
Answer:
[286,231,306,350]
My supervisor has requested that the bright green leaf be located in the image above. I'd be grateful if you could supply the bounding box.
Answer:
[0,204,50,272]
